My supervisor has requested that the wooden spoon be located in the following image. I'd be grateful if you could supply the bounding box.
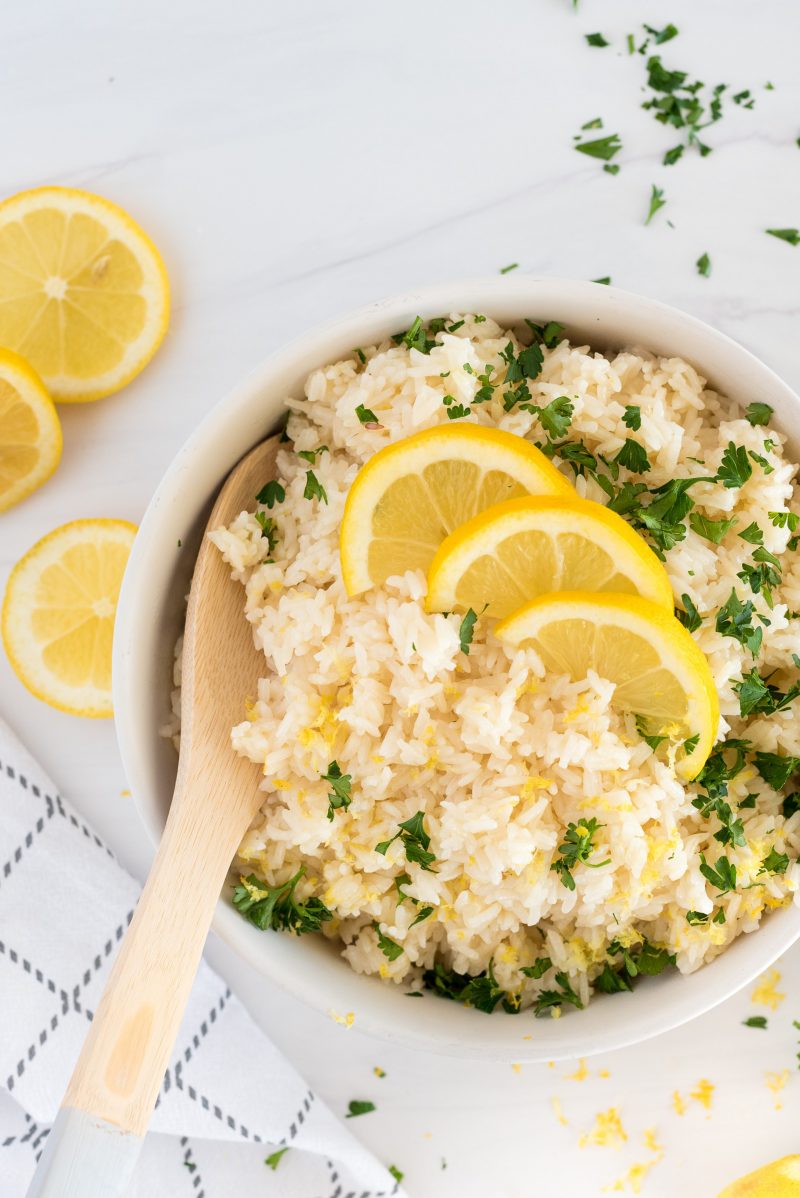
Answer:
[27,436,279,1198]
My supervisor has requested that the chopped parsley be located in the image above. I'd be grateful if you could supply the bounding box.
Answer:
[766,228,800,246]
[265,1147,289,1170]
[738,546,782,605]
[769,511,799,531]
[783,793,800,818]
[521,956,553,979]
[355,403,381,427]
[663,145,684,166]
[499,262,519,274]
[530,395,575,439]
[696,252,711,277]
[443,394,472,420]
[303,469,328,504]
[598,938,676,994]
[677,593,702,632]
[743,1015,768,1029]
[622,405,642,431]
[716,442,752,488]
[715,590,764,656]
[297,445,328,464]
[533,972,584,1017]
[458,607,480,654]
[689,513,737,543]
[575,133,623,161]
[733,668,800,718]
[551,818,610,890]
[746,402,774,427]
[614,438,651,474]
[353,347,366,364]
[376,811,437,871]
[585,32,609,47]
[423,960,520,1014]
[346,1100,375,1118]
[644,22,679,45]
[593,276,612,285]
[759,848,790,876]
[755,752,800,791]
[394,870,434,926]
[691,739,751,851]
[373,922,403,961]
[738,521,764,545]
[233,867,333,934]
[389,1165,404,1185]
[394,315,439,353]
[644,184,667,225]
[256,479,285,508]
[635,714,668,752]
[254,513,279,555]
[321,761,352,821]
[699,853,737,894]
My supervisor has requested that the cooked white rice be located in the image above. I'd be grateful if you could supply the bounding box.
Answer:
[203,314,800,1012]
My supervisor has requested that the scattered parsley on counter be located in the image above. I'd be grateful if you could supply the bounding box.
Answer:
[373,922,404,961]
[303,469,328,504]
[551,818,610,890]
[389,1165,404,1185]
[346,1100,376,1118]
[265,1147,289,1170]
[643,22,679,45]
[622,405,642,431]
[696,252,711,276]
[499,262,519,274]
[746,402,774,426]
[663,145,684,166]
[233,867,333,934]
[376,811,437,871]
[374,1066,387,1078]
[256,479,285,508]
[593,275,612,285]
[743,1016,768,1029]
[321,761,352,821]
[645,184,667,225]
[575,132,623,162]
[585,32,610,46]
[766,228,800,246]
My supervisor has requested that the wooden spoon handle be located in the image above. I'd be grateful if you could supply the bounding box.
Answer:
[62,784,242,1136]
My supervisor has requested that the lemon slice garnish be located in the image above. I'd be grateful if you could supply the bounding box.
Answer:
[0,187,169,402]
[340,424,572,595]
[495,592,718,779]
[0,348,61,512]
[2,519,137,716]
[426,495,674,618]
[717,1156,800,1198]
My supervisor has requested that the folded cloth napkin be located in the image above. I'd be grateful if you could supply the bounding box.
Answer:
[0,718,401,1197]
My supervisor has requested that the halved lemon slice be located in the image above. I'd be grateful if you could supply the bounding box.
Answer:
[426,495,674,619]
[717,1157,800,1198]
[2,519,137,716]
[0,187,169,402]
[340,424,572,594]
[495,592,718,779]
[0,348,61,512]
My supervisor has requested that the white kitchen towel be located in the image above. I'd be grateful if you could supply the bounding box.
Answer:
[0,718,403,1198]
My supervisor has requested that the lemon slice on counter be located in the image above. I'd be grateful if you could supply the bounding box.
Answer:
[0,187,169,402]
[0,348,61,512]
[2,518,137,716]
[339,424,573,594]
[717,1155,800,1198]
[495,592,718,779]
[426,495,674,619]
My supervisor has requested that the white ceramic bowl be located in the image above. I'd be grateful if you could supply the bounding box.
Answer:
[114,277,800,1061]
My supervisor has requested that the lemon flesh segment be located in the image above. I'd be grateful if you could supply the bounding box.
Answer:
[0,187,169,402]
[495,592,718,780]
[717,1156,800,1198]
[426,495,674,619]
[340,423,573,595]
[2,519,137,717]
[0,348,61,512]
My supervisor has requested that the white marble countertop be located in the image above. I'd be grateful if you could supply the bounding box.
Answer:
[3,1,800,1194]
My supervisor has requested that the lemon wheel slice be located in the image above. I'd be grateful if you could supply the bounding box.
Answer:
[340,424,573,594]
[0,187,169,402]
[426,495,674,619]
[0,348,61,512]
[495,592,718,779]
[2,519,137,716]
[717,1156,800,1198]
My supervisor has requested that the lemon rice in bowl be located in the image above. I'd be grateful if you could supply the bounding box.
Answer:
[114,279,800,1060]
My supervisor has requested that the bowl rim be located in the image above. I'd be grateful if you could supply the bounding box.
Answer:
[114,276,800,1060]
